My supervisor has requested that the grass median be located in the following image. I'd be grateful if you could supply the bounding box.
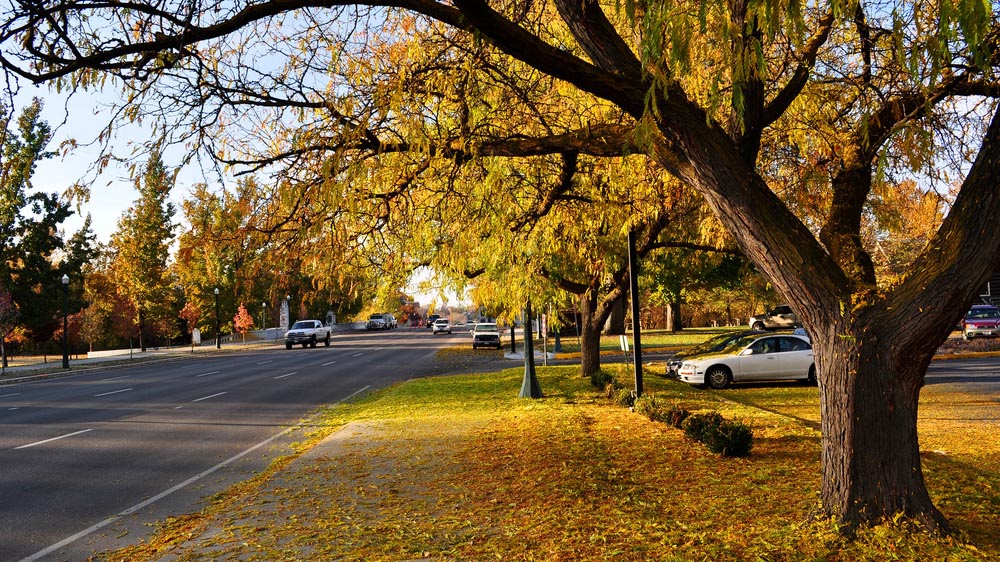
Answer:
[102,360,1000,561]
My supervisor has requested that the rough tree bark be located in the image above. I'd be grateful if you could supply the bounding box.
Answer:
[603,296,626,336]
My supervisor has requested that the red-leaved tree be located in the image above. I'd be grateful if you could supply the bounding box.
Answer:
[233,304,255,345]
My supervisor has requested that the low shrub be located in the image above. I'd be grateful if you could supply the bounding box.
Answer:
[613,387,636,408]
[680,412,754,457]
[664,405,690,428]
[681,412,724,442]
[634,394,684,425]
[590,369,614,389]
[603,379,625,399]
[704,420,754,457]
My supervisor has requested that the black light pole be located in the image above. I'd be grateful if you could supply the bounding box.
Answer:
[261,302,267,330]
[61,274,69,369]
[628,230,643,397]
[286,294,291,325]
[214,287,221,349]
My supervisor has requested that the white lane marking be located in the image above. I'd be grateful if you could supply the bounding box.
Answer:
[256,360,273,365]
[192,392,227,403]
[274,372,297,380]
[195,370,221,378]
[20,385,372,562]
[0,392,21,399]
[14,429,93,450]
[8,407,20,411]
[94,388,133,398]
[321,361,337,366]
[99,375,130,382]
[351,353,364,357]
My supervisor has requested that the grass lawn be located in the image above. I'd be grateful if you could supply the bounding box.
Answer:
[106,357,1000,561]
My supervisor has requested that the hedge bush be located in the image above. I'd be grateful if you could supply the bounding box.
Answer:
[681,412,753,457]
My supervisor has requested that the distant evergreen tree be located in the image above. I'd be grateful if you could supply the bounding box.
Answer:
[109,150,177,351]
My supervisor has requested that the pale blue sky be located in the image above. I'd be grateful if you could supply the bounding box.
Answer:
[16,83,192,244]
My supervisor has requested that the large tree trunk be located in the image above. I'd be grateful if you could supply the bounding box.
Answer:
[815,318,947,530]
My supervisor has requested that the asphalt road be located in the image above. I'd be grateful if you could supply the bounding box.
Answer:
[926,355,1000,392]
[0,327,471,562]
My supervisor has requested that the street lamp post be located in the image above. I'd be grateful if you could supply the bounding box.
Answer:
[61,274,69,369]
[286,294,291,325]
[214,287,221,349]
[262,302,267,331]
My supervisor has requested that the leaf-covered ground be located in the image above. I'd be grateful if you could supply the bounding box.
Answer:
[95,361,1000,561]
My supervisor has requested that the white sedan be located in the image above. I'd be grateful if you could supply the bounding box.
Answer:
[676,332,815,389]
[431,318,452,334]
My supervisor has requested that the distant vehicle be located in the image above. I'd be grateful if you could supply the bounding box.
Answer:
[366,313,391,330]
[426,314,440,328]
[748,305,800,331]
[961,304,1000,341]
[471,323,503,349]
[666,330,765,377]
[383,313,398,329]
[676,332,815,389]
[285,320,332,349]
[431,318,452,335]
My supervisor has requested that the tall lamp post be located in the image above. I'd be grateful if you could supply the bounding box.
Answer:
[262,302,267,331]
[214,287,221,349]
[61,274,70,369]
[286,294,291,325]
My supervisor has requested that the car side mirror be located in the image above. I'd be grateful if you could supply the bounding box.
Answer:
[740,348,755,356]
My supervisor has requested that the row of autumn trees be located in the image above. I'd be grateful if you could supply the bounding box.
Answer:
[1,99,380,360]
[1,0,990,532]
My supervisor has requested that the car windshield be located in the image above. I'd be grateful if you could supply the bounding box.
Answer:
[435,319,449,324]
[687,332,746,354]
[369,314,384,320]
[475,324,498,333]
[720,335,762,354]
[967,308,1000,319]
[290,321,313,329]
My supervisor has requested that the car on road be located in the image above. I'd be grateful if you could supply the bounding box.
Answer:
[676,332,815,389]
[471,323,503,349]
[383,313,398,329]
[432,318,452,334]
[961,304,1000,341]
[748,304,800,331]
[426,314,440,328]
[285,320,332,349]
[366,313,396,330]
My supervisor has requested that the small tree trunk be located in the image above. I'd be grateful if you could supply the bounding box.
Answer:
[578,293,603,378]
[666,301,683,332]
[138,309,147,352]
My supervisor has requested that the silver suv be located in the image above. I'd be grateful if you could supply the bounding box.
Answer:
[748,305,800,331]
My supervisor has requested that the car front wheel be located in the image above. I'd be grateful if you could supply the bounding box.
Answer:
[751,322,766,331]
[285,342,292,350]
[706,366,731,390]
